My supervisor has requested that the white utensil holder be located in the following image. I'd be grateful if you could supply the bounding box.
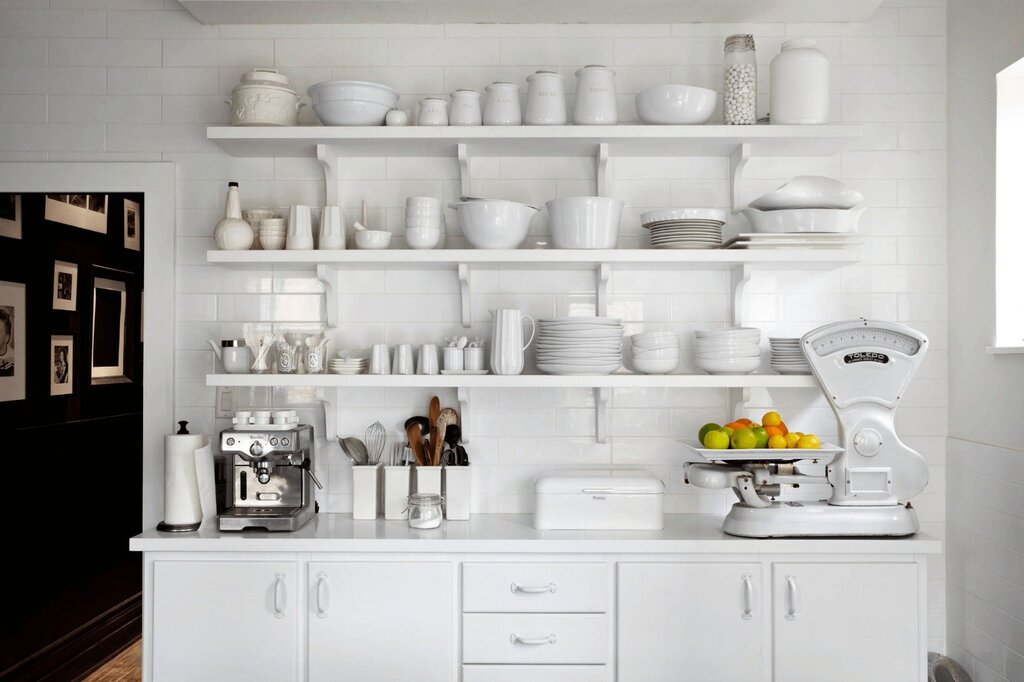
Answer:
[443,466,471,520]
[415,465,442,497]
[384,465,411,520]
[352,462,382,520]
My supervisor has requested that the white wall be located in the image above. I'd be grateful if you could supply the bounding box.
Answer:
[0,0,947,651]
[946,0,1024,678]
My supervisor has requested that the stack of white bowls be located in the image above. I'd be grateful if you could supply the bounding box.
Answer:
[536,317,623,375]
[694,327,762,375]
[405,196,443,249]
[258,217,287,250]
[629,331,680,374]
[769,337,811,374]
[330,354,367,375]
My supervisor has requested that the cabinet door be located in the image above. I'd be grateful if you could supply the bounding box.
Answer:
[772,562,920,682]
[308,561,452,682]
[618,562,763,682]
[152,560,298,682]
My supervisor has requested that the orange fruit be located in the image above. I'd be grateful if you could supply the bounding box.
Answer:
[736,418,753,426]
[723,421,746,432]
[762,411,782,427]
[776,420,789,436]
[764,425,785,439]
[768,434,787,449]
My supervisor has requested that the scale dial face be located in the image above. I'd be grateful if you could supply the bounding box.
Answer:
[809,327,921,357]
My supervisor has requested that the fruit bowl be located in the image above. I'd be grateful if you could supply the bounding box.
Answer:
[680,440,843,463]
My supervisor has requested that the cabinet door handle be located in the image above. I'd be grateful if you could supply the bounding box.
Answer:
[785,575,798,621]
[273,572,287,619]
[510,582,557,594]
[315,572,328,619]
[510,634,556,646]
[742,573,753,620]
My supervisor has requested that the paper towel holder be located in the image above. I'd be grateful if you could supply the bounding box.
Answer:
[157,420,204,533]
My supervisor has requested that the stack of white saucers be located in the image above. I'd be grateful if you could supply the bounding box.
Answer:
[769,337,811,374]
[694,327,762,375]
[536,317,623,375]
[630,331,679,374]
[641,208,727,250]
[329,355,367,375]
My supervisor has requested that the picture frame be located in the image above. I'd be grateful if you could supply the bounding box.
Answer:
[45,193,108,233]
[91,276,128,383]
[0,280,26,402]
[124,198,140,251]
[52,260,78,312]
[0,193,21,240]
[50,334,73,396]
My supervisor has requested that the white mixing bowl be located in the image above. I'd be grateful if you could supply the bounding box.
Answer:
[449,200,537,249]
[546,196,623,249]
[635,84,717,125]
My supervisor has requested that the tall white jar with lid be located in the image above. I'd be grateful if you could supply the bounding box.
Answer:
[769,38,830,124]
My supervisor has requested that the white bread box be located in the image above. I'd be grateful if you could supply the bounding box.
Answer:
[533,469,665,530]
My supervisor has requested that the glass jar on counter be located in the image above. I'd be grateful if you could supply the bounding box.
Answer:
[407,493,444,529]
[723,34,757,125]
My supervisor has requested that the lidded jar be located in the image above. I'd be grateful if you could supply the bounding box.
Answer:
[407,493,444,529]
[483,82,522,125]
[213,182,255,250]
[723,34,757,125]
[769,38,829,124]
[525,70,567,125]
[449,89,482,126]
[573,65,617,125]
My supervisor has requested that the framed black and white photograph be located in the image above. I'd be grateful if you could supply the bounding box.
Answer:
[91,276,128,383]
[0,193,21,240]
[0,280,26,402]
[52,260,78,312]
[124,198,140,251]
[50,335,73,396]
[45,193,108,233]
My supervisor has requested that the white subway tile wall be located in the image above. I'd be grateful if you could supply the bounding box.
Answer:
[0,0,947,651]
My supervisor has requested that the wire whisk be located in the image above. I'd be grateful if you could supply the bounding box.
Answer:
[365,421,387,466]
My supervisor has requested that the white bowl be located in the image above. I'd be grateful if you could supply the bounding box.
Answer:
[740,207,865,234]
[633,356,680,374]
[260,236,286,250]
[695,355,761,374]
[748,176,864,211]
[631,346,680,360]
[308,80,399,108]
[311,98,393,126]
[354,230,392,249]
[635,84,718,125]
[696,347,762,359]
[695,326,761,337]
[449,200,537,249]
[405,215,441,228]
[405,207,442,218]
[406,196,442,212]
[546,196,624,249]
[405,227,441,249]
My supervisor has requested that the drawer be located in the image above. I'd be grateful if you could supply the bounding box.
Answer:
[462,614,607,665]
[463,665,606,682]
[462,562,606,613]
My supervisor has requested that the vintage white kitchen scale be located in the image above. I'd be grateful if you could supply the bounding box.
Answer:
[684,319,929,537]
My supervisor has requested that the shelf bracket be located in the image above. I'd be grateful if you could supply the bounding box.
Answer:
[317,264,339,329]
[458,143,473,198]
[731,264,753,328]
[727,387,753,422]
[458,263,472,328]
[595,387,611,444]
[316,387,338,441]
[596,263,611,318]
[316,144,340,207]
[457,386,471,444]
[596,143,610,198]
[729,142,751,214]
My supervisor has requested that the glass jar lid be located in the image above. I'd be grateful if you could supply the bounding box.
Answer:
[725,34,756,51]
[408,493,442,506]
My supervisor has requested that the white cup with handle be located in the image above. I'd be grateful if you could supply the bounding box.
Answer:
[489,308,536,375]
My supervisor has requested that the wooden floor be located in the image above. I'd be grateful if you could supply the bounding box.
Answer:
[83,640,141,682]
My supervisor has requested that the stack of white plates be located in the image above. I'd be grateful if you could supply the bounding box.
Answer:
[694,327,762,375]
[329,356,367,375]
[536,317,623,375]
[769,338,811,374]
[630,331,680,374]
[641,208,727,250]
[723,233,865,250]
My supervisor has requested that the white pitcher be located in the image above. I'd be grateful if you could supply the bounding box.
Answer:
[489,308,536,375]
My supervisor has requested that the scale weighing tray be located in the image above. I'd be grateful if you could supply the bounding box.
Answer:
[680,440,843,464]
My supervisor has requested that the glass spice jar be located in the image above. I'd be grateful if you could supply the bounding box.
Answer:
[407,493,444,529]
[723,34,757,125]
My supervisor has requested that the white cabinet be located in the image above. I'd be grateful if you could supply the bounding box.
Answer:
[772,562,921,682]
[151,560,298,682]
[617,562,763,682]
[307,561,453,681]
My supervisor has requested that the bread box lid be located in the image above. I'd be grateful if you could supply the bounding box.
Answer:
[534,469,664,495]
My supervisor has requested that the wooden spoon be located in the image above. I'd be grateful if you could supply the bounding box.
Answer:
[429,426,442,466]
[428,396,440,429]
[407,423,426,466]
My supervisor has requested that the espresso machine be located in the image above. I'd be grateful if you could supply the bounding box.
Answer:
[219,424,321,531]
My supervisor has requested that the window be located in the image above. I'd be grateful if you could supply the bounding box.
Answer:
[995,57,1024,348]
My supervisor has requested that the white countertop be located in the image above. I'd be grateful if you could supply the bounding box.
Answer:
[130,514,940,554]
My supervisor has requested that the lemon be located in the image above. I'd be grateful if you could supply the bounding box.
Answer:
[797,434,821,449]
[784,432,801,448]
[762,411,782,427]
[698,423,721,444]
[731,428,757,449]
[768,434,787,449]
[751,426,769,449]
[704,430,730,449]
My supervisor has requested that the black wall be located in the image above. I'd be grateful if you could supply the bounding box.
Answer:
[0,193,144,680]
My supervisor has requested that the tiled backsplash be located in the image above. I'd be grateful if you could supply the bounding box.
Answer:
[0,0,946,651]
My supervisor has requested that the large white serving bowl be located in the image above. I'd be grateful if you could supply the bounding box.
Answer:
[546,196,624,249]
[308,80,399,126]
[696,355,761,374]
[635,84,717,125]
[748,176,864,211]
[740,207,864,234]
[449,200,537,249]
[633,356,680,374]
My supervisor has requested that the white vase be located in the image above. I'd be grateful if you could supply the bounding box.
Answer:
[213,182,255,250]
[770,38,829,124]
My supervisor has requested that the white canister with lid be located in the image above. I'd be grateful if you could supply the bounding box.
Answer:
[769,38,830,124]
[525,70,567,125]
[573,65,618,125]
[483,82,522,126]
[449,89,482,126]
[227,68,304,126]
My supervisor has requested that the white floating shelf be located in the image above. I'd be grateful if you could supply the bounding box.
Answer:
[182,0,883,26]
[207,125,862,159]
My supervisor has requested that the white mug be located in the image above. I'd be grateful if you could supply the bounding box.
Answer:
[463,346,485,371]
[525,71,567,125]
[416,98,449,126]
[393,344,415,375]
[573,65,618,125]
[489,308,536,375]
[287,205,314,250]
[369,344,390,375]
[449,89,482,126]
[318,205,346,250]
[418,344,440,374]
[443,347,464,371]
[253,410,272,425]
[483,82,522,126]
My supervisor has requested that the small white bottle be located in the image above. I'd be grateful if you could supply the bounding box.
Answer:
[213,182,254,250]
[769,38,830,125]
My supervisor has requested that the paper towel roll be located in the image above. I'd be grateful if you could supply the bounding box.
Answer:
[160,433,207,531]
[193,444,217,528]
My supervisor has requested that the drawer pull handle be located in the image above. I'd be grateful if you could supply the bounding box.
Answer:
[785,575,798,621]
[510,582,557,594]
[315,572,328,619]
[742,573,753,620]
[510,634,556,646]
[273,573,286,619]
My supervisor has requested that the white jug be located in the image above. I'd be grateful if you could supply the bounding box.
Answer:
[489,308,536,375]
[573,65,618,125]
